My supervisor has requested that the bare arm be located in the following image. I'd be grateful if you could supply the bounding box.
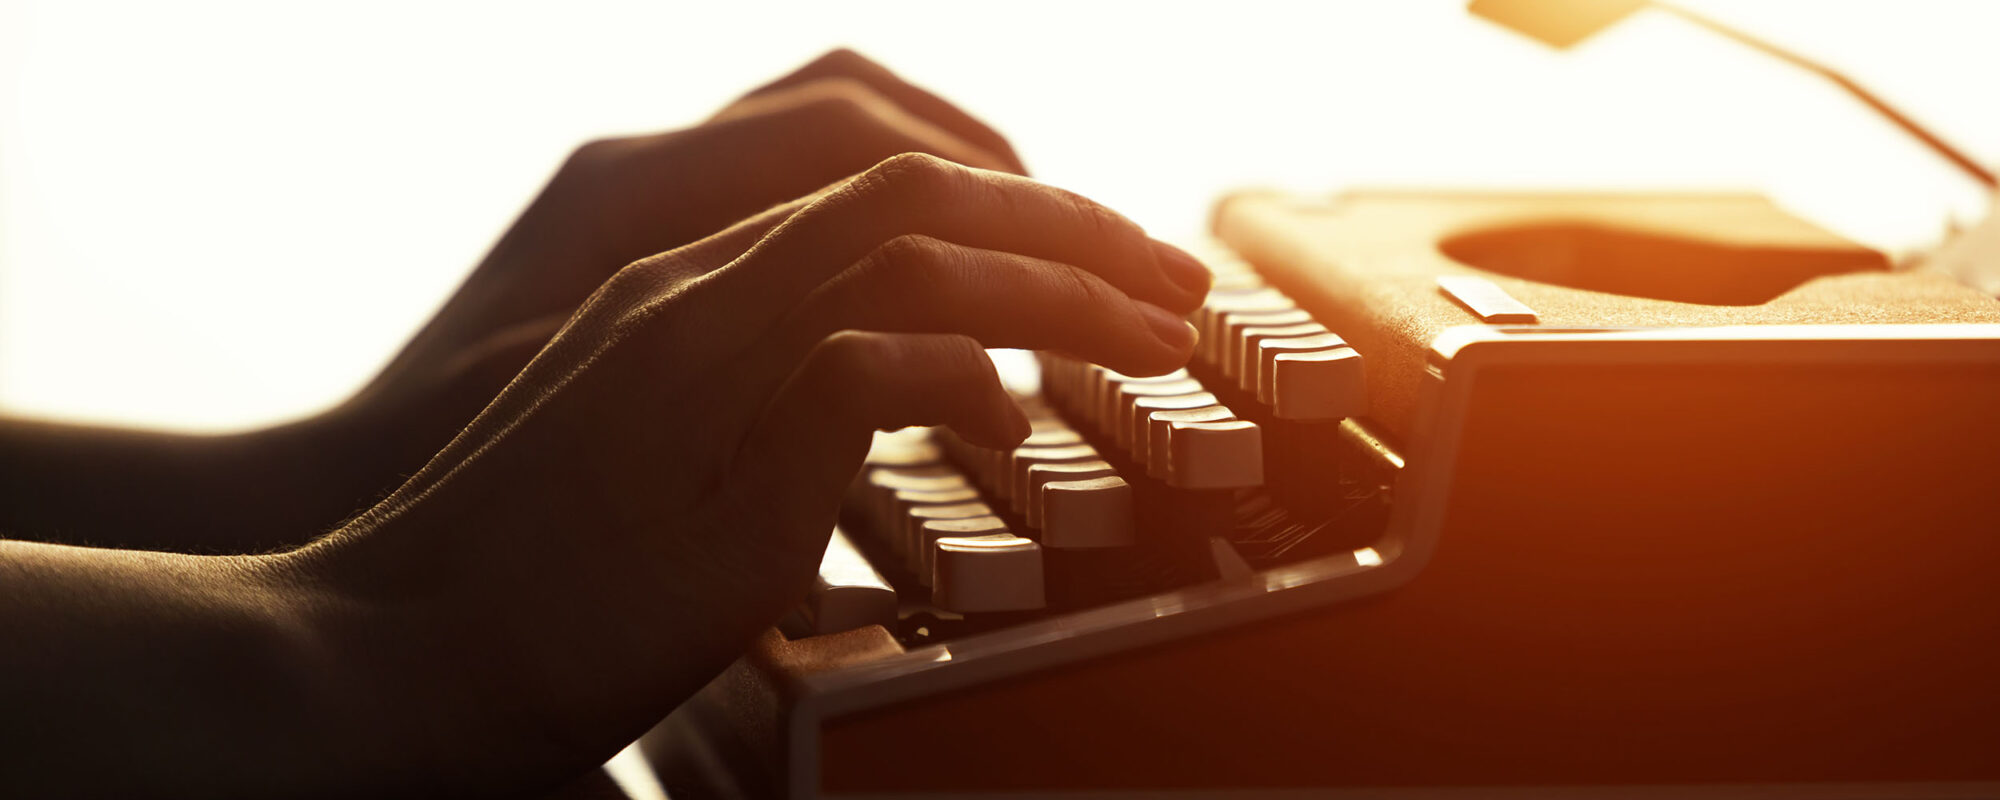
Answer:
[0,418,369,553]
[1,153,1206,797]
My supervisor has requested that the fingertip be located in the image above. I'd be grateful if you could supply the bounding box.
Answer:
[993,392,1033,447]
[1134,301,1198,357]
[1151,241,1212,307]
[954,397,1030,450]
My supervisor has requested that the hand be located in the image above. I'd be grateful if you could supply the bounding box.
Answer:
[285,154,1211,792]
[1,50,1011,555]
[299,49,1034,541]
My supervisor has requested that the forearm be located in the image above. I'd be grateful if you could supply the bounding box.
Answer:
[0,416,378,553]
[0,538,529,797]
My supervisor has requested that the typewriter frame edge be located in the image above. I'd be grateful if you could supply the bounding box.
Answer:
[672,323,2000,799]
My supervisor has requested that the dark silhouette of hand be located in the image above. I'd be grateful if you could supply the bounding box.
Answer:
[290,153,1208,791]
[0,54,1212,798]
[327,50,1032,527]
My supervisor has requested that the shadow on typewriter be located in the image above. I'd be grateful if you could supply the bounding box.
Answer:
[644,191,2000,799]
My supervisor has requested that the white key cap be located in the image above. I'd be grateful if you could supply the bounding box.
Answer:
[902,501,994,567]
[889,486,982,546]
[915,515,1010,585]
[1208,266,1264,290]
[957,422,1081,494]
[1009,443,1099,508]
[1255,332,1352,405]
[1236,322,1330,392]
[867,466,966,493]
[1023,460,1118,524]
[1146,406,1236,479]
[863,466,968,533]
[1166,419,1265,490]
[1270,347,1368,420]
[1039,476,1135,549]
[1198,288,1292,356]
[1094,370,1190,431]
[1020,426,1083,448]
[1220,309,1313,374]
[807,528,897,635]
[864,428,940,467]
[932,533,1045,613]
[1109,378,1203,438]
[1127,391,1218,460]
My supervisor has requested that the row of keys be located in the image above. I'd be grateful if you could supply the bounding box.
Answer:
[1187,244,1368,421]
[849,429,1045,613]
[1036,355,1265,491]
[936,405,1138,550]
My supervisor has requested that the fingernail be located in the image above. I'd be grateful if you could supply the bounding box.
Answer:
[1152,242,1213,297]
[1135,302,1198,352]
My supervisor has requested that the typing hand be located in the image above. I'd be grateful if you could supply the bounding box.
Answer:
[286,154,1209,791]
[330,50,1026,521]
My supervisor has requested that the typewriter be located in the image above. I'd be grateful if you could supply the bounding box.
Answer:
[638,4,2000,796]
[638,188,2000,798]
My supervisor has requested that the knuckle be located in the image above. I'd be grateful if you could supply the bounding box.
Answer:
[870,233,943,275]
[862,234,962,310]
[869,151,958,196]
[836,152,961,218]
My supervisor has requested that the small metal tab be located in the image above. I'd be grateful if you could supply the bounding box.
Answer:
[1438,275,1539,324]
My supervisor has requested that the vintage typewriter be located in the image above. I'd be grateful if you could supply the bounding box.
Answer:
[638,188,2000,797]
[639,5,2000,798]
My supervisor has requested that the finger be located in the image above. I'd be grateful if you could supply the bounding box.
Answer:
[735,332,1029,520]
[708,77,1015,174]
[778,235,1196,378]
[735,48,1026,174]
[702,153,1213,340]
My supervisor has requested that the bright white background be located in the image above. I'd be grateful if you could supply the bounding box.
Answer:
[3,0,1997,431]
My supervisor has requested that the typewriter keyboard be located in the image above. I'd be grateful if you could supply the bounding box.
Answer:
[791,244,1401,643]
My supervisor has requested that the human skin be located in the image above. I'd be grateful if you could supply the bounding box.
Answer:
[0,55,1211,797]
[0,50,1032,554]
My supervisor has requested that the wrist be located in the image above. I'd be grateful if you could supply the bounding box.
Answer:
[264,510,586,792]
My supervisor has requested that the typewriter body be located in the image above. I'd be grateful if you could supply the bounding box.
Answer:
[641,190,2000,798]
